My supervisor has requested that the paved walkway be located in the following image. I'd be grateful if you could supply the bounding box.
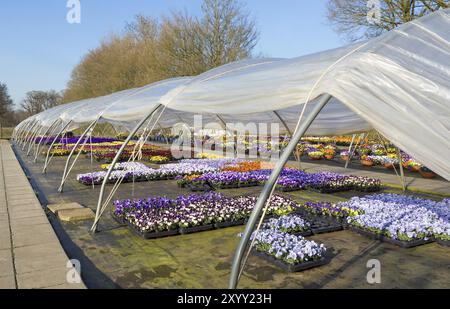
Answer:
[0,140,85,289]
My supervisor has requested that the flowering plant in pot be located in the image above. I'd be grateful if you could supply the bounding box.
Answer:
[358,145,372,156]
[308,151,324,160]
[419,166,436,179]
[340,151,350,161]
[408,161,422,172]
[323,148,336,160]
[295,144,305,157]
[149,156,170,164]
[360,155,375,167]
[380,156,399,169]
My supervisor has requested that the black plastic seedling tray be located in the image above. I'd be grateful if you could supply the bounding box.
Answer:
[252,250,329,273]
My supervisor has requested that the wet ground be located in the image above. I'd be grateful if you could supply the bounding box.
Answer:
[12,144,450,289]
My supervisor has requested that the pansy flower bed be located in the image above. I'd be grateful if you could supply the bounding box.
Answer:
[263,214,311,236]
[77,158,381,196]
[250,229,328,272]
[181,167,380,194]
[338,194,450,247]
[113,193,298,239]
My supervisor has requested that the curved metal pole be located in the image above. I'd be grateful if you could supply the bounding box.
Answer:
[21,120,39,147]
[90,104,162,233]
[273,110,303,169]
[24,122,40,150]
[14,122,27,143]
[20,120,36,144]
[11,124,21,142]
[344,134,357,169]
[15,121,28,144]
[229,94,332,289]
[58,118,100,193]
[26,124,43,156]
[33,119,60,163]
[43,120,73,173]
[20,120,38,148]
[23,121,40,148]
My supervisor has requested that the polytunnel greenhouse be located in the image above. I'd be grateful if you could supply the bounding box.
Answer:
[9,8,450,290]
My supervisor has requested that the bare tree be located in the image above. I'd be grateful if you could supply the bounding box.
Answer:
[21,90,62,116]
[200,0,259,68]
[327,0,450,41]
[63,0,259,102]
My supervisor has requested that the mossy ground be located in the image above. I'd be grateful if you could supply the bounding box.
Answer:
[14,147,450,289]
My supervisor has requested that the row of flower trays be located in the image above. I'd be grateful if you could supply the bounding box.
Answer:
[113,193,296,239]
[112,192,333,272]
[302,194,450,248]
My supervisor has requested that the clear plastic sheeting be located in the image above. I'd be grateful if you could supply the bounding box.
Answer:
[15,9,450,180]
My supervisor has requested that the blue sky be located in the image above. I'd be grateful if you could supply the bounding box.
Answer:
[0,0,345,108]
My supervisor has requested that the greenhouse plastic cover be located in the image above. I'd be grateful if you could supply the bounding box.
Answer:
[17,9,450,180]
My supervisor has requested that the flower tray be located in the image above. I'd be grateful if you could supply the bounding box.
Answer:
[124,220,180,239]
[252,250,329,273]
[349,226,434,248]
[311,225,343,235]
[187,184,213,192]
[213,184,239,189]
[277,186,302,192]
[111,211,126,225]
[348,226,383,240]
[238,182,259,188]
[436,238,450,247]
[140,229,180,240]
[292,230,313,237]
[179,224,214,235]
[214,219,246,229]
[308,187,350,194]
[353,187,382,193]
[379,236,434,248]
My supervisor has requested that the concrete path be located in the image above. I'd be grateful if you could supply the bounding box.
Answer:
[0,140,85,289]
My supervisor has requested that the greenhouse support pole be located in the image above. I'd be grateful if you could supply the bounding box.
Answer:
[21,120,38,148]
[22,120,38,147]
[229,94,332,289]
[396,147,406,191]
[58,118,100,193]
[34,119,60,162]
[16,121,29,144]
[91,104,162,233]
[345,134,357,169]
[19,120,36,144]
[14,122,26,143]
[23,122,39,150]
[216,115,227,157]
[26,125,43,156]
[43,120,73,174]
[273,110,303,170]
